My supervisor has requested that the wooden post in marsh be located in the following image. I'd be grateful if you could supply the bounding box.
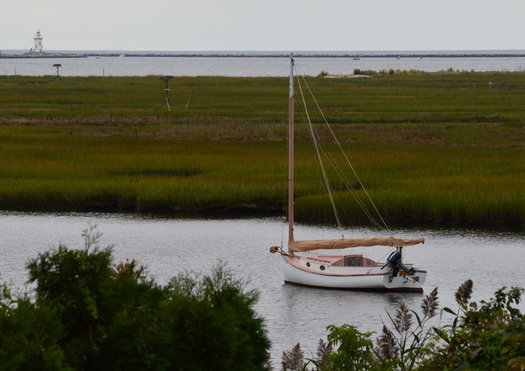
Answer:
[160,75,173,111]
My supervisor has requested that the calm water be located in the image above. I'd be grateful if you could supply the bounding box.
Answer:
[0,212,523,364]
[2,51,525,76]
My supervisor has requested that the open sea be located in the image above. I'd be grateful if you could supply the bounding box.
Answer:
[2,50,525,76]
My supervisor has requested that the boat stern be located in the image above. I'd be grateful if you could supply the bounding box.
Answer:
[382,269,426,292]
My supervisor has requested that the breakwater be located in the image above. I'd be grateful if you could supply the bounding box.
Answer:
[3,51,525,59]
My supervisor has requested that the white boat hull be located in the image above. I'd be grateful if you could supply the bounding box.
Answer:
[273,57,428,293]
[281,255,426,292]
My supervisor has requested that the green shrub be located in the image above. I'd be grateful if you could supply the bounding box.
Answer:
[422,283,525,370]
[282,281,525,370]
[353,69,376,76]
[0,226,270,370]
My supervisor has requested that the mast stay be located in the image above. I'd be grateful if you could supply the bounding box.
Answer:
[291,59,391,232]
[286,56,425,254]
[298,74,391,232]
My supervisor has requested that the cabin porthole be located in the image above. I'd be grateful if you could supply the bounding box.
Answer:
[306,262,311,267]
[320,265,325,271]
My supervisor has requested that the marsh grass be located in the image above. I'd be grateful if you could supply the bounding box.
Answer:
[0,74,523,229]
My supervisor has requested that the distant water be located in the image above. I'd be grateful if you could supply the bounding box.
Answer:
[2,50,525,76]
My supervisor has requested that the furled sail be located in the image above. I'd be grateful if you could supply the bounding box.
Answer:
[288,237,424,252]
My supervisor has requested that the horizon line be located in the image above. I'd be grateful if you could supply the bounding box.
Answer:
[3,48,525,53]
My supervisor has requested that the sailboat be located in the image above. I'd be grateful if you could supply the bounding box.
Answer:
[270,56,426,292]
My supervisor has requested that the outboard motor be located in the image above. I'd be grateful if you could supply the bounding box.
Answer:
[382,250,415,277]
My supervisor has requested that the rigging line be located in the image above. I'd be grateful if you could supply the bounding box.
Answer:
[295,82,384,229]
[377,249,396,265]
[300,75,391,233]
[305,81,391,234]
[308,122,385,229]
[300,74,390,232]
[318,145,384,229]
[305,120,384,229]
[305,128,340,228]
[295,75,382,229]
[295,67,342,228]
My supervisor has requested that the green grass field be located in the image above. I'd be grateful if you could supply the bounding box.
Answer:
[0,72,523,230]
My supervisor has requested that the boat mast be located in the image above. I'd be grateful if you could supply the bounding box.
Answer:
[288,54,295,246]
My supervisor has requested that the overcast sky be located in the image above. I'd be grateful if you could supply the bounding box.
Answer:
[2,0,524,51]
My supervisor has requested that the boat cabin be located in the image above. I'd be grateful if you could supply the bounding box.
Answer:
[334,254,378,267]
[305,254,378,268]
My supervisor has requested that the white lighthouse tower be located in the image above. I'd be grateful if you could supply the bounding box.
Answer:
[30,31,43,53]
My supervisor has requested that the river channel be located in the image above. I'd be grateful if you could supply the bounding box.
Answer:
[0,212,523,364]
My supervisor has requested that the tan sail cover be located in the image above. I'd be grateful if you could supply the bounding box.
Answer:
[288,237,424,252]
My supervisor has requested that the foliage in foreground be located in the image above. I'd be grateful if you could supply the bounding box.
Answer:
[0,226,270,370]
[282,281,525,370]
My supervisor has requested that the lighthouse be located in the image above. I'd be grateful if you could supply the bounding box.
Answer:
[30,31,43,53]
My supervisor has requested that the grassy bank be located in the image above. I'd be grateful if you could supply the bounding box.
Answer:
[0,73,523,229]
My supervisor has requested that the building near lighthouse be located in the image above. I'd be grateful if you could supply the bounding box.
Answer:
[30,31,43,53]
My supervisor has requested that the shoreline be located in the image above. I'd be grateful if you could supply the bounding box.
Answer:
[1,208,524,234]
[3,52,525,59]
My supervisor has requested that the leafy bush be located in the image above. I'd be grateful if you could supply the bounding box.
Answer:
[281,281,524,370]
[0,226,270,370]
[423,282,525,370]
[353,69,376,76]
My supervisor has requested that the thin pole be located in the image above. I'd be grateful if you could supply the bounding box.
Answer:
[288,54,295,248]
[164,79,171,112]
[184,89,192,111]
[160,76,173,112]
